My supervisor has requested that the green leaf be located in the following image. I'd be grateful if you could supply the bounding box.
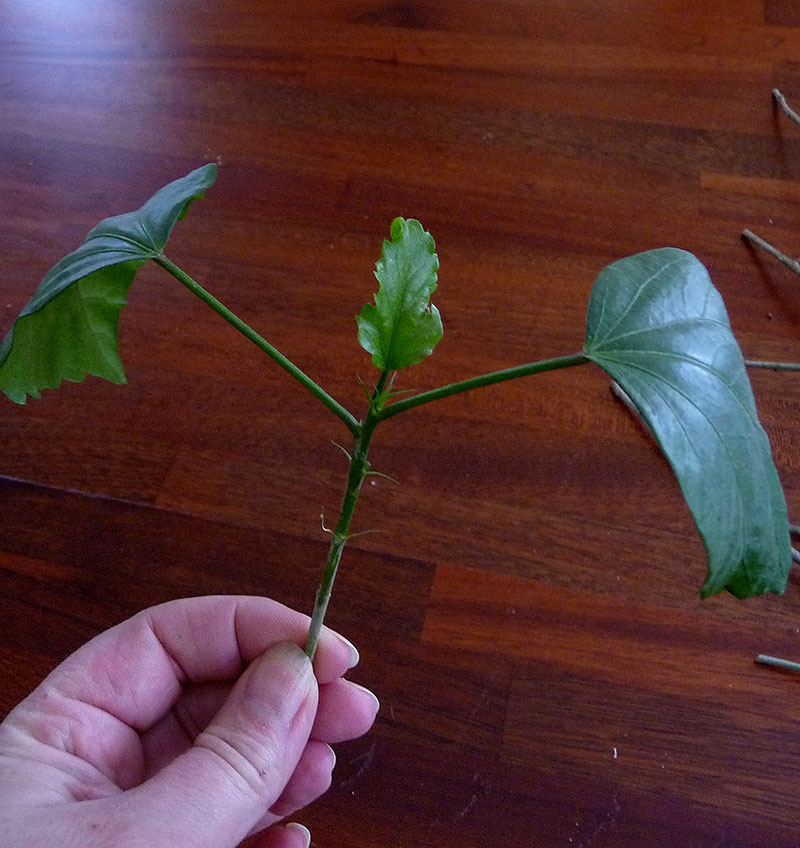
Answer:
[584,247,791,599]
[0,163,217,403]
[357,217,442,371]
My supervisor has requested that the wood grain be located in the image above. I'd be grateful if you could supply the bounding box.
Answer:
[2,1,800,845]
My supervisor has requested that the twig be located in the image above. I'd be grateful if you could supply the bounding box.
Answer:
[756,654,800,674]
[742,229,800,276]
[739,229,800,369]
[745,360,800,371]
[741,93,800,276]
[773,88,800,129]
[610,380,637,415]
[790,529,800,563]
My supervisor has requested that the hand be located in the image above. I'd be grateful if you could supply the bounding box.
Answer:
[0,595,379,848]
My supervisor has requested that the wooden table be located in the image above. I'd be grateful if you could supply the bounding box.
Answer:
[2,2,800,845]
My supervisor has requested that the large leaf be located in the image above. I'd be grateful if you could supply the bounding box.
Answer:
[357,217,442,371]
[584,247,790,598]
[0,163,218,403]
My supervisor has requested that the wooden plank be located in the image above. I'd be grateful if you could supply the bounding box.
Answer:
[1,1,800,844]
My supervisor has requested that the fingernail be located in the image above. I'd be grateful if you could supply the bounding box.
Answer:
[285,822,312,847]
[244,642,315,719]
[337,633,360,669]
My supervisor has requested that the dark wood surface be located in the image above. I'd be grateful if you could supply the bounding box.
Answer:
[2,2,800,845]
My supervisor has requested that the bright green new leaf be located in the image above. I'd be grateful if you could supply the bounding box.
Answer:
[357,217,442,371]
[584,248,791,599]
[0,163,218,403]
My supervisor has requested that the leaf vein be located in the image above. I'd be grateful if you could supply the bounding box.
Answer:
[607,359,747,572]
[591,254,685,348]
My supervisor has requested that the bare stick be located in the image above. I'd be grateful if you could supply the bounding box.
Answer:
[745,360,800,371]
[756,654,800,673]
[610,380,637,416]
[742,229,800,276]
[773,88,800,129]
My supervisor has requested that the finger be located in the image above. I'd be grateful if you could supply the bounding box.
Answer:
[241,822,312,848]
[312,678,380,743]
[243,740,337,835]
[120,642,318,848]
[269,740,335,819]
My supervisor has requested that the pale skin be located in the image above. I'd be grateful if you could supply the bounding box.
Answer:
[0,595,380,848]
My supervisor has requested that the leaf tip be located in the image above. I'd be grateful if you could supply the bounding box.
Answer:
[699,547,792,599]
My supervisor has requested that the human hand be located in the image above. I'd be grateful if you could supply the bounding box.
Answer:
[0,595,379,848]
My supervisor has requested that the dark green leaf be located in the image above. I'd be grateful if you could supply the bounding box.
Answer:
[584,247,791,598]
[0,163,217,403]
[357,217,442,371]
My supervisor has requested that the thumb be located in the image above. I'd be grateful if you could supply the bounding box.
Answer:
[125,642,318,848]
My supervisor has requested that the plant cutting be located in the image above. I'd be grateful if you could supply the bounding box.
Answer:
[743,90,800,335]
[0,164,793,659]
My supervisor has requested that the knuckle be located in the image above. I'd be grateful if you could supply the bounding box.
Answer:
[195,723,284,799]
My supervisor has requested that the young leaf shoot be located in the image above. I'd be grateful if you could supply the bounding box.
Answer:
[357,216,442,371]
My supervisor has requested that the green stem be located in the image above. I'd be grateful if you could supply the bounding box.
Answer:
[303,355,592,657]
[377,352,590,421]
[153,254,360,434]
[304,372,389,660]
